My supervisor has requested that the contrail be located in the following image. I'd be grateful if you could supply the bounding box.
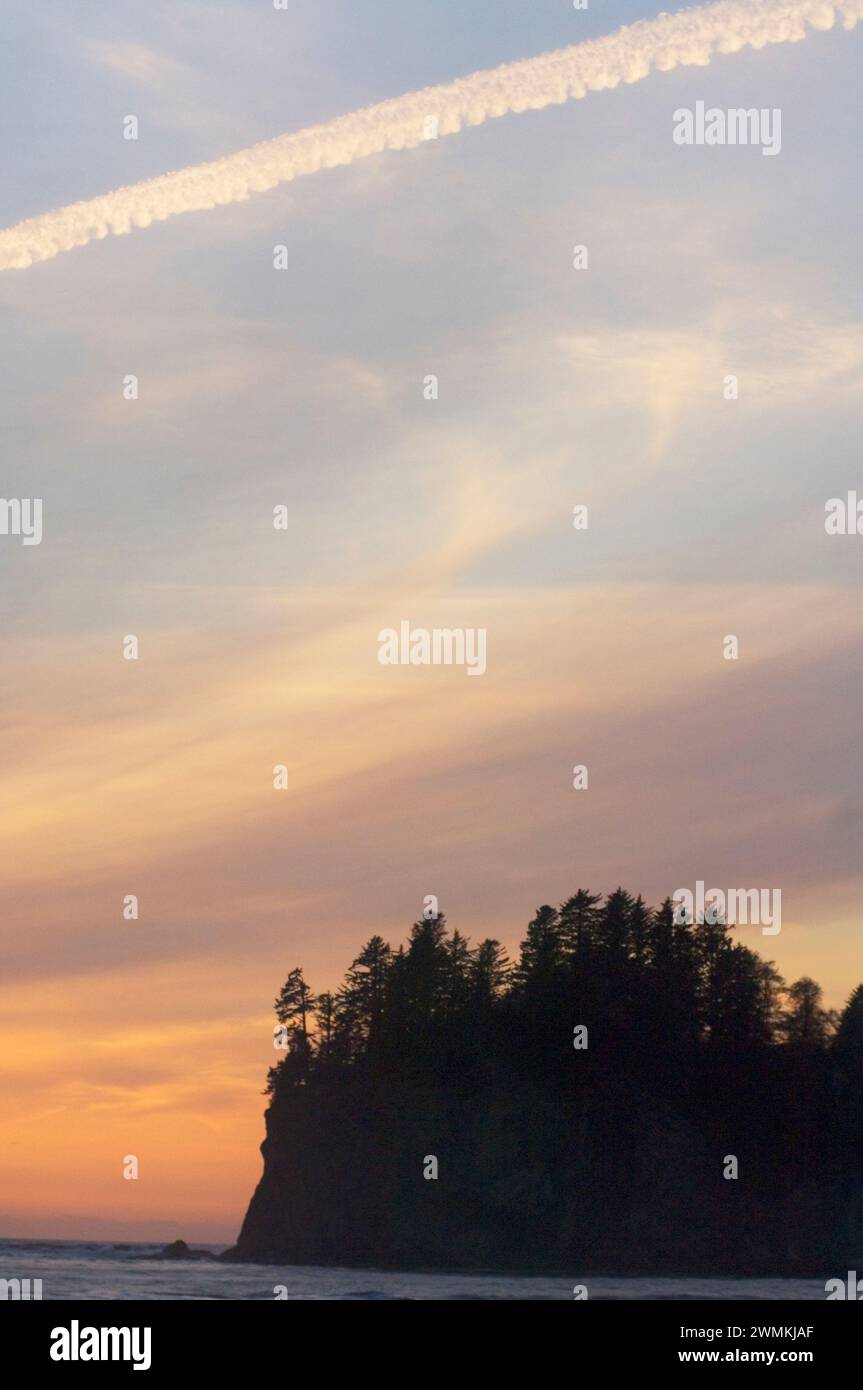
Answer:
[1,0,860,272]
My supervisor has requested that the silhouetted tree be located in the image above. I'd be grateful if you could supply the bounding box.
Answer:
[833,983,863,1064]
[274,966,315,1039]
[402,914,450,1027]
[514,905,563,989]
[314,991,337,1064]
[339,936,391,1057]
[781,977,834,1049]
[442,929,474,1016]
[470,939,510,1007]
[559,889,601,958]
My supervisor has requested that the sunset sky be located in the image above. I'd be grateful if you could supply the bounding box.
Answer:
[1,0,862,1242]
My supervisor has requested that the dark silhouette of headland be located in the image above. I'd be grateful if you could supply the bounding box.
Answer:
[223,891,863,1275]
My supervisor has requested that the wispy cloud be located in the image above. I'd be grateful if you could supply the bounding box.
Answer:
[84,39,200,93]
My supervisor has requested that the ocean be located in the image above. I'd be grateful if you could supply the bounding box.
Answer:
[0,1240,830,1300]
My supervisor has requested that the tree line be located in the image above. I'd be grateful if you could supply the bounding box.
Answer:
[269,889,859,1084]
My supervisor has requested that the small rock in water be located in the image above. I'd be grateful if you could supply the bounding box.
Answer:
[159,1239,210,1261]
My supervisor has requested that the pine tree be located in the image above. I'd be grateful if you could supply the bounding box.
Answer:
[315,991,337,1063]
[340,936,392,1055]
[273,967,316,1082]
[833,983,863,1067]
[274,967,315,1041]
[514,905,563,988]
[470,939,510,1006]
[628,893,652,966]
[403,913,450,1021]
[597,887,634,957]
[442,929,474,1015]
[558,889,601,957]
[781,977,834,1049]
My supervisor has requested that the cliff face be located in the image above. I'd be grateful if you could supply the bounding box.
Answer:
[222,1060,863,1274]
[224,1084,404,1267]
[223,1073,551,1269]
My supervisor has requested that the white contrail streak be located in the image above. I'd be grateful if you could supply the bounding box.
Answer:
[1,0,860,272]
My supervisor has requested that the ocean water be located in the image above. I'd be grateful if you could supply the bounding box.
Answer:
[0,1240,830,1300]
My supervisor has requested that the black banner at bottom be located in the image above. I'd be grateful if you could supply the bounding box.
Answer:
[4,1298,859,1375]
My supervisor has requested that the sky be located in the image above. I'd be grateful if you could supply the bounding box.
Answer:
[1,0,862,1242]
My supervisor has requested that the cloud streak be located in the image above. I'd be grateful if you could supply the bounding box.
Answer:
[1,0,861,271]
